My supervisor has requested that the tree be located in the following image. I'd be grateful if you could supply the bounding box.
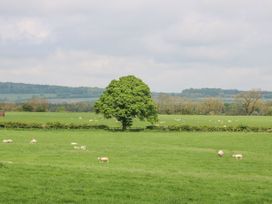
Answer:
[235,89,262,115]
[94,75,158,130]
[200,98,224,115]
[22,103,34,112]
[22,98,48,112]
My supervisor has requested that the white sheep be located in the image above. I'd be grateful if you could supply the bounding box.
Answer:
[232,154,243,160]
[70,142,78,145]
[30,138,37,144]
[73,146,80,150]
[217,150,224,157]
[98,157,109,163]
[3,139,13,143]
[80,145,87,150]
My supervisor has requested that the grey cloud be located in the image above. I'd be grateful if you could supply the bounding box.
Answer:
[0,0,271,91]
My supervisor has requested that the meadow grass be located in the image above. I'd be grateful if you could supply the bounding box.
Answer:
[0,129,271,203]
[1,112,272,128]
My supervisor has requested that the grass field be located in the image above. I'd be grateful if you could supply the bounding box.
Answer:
[1,112,272,128]
[0,129,272,203]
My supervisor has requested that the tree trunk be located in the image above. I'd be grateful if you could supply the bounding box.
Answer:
[121,121,127,131]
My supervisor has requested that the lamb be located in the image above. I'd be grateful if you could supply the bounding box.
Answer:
[3,139,13,143]
[217,150,224,157]
[97,157,109,163]
[232,154,243,160]
[30,138,37,144]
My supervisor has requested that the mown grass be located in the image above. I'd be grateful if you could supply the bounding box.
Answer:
[0,129,271,203]
[1,112,272,128]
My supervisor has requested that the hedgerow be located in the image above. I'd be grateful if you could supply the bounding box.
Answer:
[0,121,271,132]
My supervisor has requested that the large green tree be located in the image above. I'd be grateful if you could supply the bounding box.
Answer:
[94,75,158,130]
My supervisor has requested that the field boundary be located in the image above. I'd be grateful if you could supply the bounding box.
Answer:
[0,121,272,132]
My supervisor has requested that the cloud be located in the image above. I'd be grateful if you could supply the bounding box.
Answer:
[0,18,51,43]
[0,49,271,92]
[0,0,271,91]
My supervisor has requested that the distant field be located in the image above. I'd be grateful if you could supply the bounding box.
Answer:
[0,94,97,103]
[1,112,272,128]
[0,130,271,203]
[0,94,57,102]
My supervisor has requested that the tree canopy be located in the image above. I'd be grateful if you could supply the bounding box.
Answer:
[94,75,158,130]
[235,89,262,115]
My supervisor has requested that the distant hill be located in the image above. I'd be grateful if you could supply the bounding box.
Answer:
[0,82,272,103]
[154,88,272,102]
[0,82,104,103]
[178,88,272,101]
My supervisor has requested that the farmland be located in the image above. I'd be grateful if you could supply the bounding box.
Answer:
[1,112,272,128]
[1,130,272,203]
[0,112,272,203]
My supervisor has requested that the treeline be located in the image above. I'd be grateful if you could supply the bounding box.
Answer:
[0,98,95,112]
[1,90,272,115]
[156,90,272,115]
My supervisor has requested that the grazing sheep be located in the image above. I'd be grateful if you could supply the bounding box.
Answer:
[217,150,224,157]
[73,146,80,150]
[232,154,243,160]
[70,142,78,145]
[97,157,109,163]
[30,138,37,144]
[80,145,87,150]
[3,139,13,143]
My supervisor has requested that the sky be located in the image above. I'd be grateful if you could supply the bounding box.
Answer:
[0,0,271,92]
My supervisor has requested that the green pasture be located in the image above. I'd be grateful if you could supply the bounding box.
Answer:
[0,130,271,203]
[1,112,272,128]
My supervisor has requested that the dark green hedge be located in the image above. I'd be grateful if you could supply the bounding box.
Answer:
[0,121,271,132]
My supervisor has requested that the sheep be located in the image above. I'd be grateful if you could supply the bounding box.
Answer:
[3,139,13,143]
[30,138,37,144]
[232,154,243,160]
[97,157,109,163]
[217,150,224,157]
[80,145,87,150]
[73,146,80,150]
[70,142,78,145]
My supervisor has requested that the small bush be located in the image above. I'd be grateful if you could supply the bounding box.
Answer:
[0,162,5,168]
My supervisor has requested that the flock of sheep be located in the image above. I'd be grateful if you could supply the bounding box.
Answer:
[3,138,37,144]
[2,138,109,163]
[2,138,242,162]
[69,142,109,162]
[2,138,243,162]
[218,150,243,160]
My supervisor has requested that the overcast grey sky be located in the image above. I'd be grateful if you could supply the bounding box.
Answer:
[0,0,271,92]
